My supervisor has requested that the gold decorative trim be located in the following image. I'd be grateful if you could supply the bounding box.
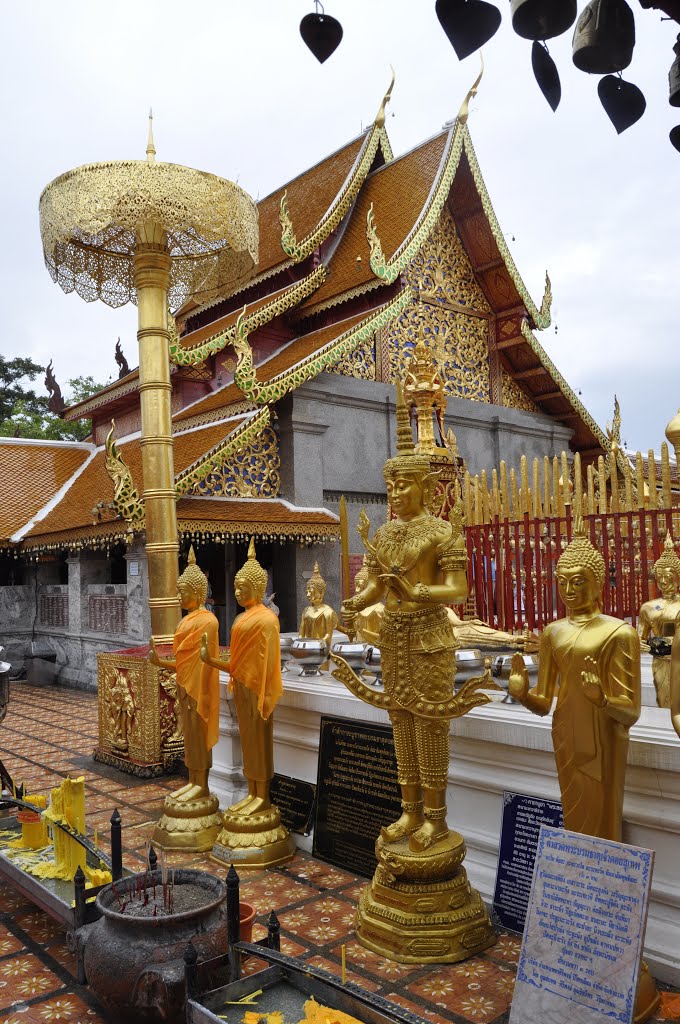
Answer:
[63,375,140,421]
[278,123,389,264]
[173,400,257,433]
[233,289,412,406]
[175,407,272,496]
[461,126,551,329]
[291,276,386,321]
[520,319,607,448]
[178,519,340,543]
[169,266,327,366]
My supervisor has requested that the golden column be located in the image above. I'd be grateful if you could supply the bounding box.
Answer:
[39,116,258,641]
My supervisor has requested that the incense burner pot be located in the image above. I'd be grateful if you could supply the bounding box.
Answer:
[81,868,228,1024]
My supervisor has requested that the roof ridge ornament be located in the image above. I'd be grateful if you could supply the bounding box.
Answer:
[457,53,485,126]
[374,66,396,129]
[146,108,156,165]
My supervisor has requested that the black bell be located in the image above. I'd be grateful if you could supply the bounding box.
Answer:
[573,0,635,74]
[511,0,576,41]
[669,34,680,108]
[436,0,502,60]
[532,42,561,110]
[300,5,343,64]
[670,125,680,152]
[598,75,645,133]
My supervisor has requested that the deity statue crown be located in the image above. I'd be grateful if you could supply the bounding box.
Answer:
[235,538,268,601]
[556,514,605,584]
[307,561,327,597]
[383,379,433,481]
[654,532,680,575]
[177,545,208,605]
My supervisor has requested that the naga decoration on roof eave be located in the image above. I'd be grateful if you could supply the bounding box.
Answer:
[364,119,551,330]
[233,288,412,406]
[279,67,395,266]
[174,407,272,497]
[520,319,608,452]
[169,266,327,367]
[93,422,146,532]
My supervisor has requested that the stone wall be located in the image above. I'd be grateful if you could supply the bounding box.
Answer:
[277,372,574,623]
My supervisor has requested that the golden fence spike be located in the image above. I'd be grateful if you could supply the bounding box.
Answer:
[661,441,672,510]
[587,462,596,517]
[635,451,646,511]
[648,449,658,510]
[481,469,490,524]
[510,467,520,521]
[500,461,509,522]
[598,455,608,514]
[573,451,583,516]
[532,457,542,519]
[543,456,551,519]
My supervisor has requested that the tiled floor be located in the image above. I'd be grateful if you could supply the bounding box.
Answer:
[0,682,678,1023]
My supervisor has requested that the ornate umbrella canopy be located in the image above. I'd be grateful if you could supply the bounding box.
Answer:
[39,143,258,309]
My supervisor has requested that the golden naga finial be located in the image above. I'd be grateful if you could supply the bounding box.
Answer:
[457,53,484,126]
[374,66,396,129]
[540,271,553,324]
[146,108,156,165]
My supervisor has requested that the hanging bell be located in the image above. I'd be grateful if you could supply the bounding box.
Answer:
[532,41,561,111]
[511,0,576,41]
[435,0,502,61]
[299,3,343,64]
[598,75,646,133]
[670,125,680,152]
[573,0,635,74]
[669,34,680,108]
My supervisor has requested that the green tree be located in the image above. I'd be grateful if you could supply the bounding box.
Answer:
[0,363,108,442]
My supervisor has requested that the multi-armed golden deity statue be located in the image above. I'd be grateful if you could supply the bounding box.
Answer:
[333,380,494,964]
[201,539,295,868]
[637,532,680,707]
[509,515,659,1021]
[298,562,338,648]
[148,548,222,851]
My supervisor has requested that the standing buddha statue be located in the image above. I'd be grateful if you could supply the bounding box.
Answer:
[637,532,680,707]
[148,547,222,851]
[298,562,338,648]
[333,380,494,964]
[509,515,659,1021]
[201,539,295,867]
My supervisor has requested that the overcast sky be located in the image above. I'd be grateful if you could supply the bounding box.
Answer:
[2,1,679,453]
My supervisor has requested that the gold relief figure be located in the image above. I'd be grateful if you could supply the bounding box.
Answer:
[340,383,477,853]
[637,532,680,707]
[509,517,641,842]
[202,539,295,867]
[149,547,222,851]
[298,562,338,649]
[107,669,135,753]
[445,607,539,652]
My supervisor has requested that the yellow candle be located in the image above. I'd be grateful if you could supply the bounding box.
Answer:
[341,944,346,984]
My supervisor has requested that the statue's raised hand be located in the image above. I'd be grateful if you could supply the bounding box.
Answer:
[581,655,606,707]
[148,637,160,666]
[508,651,530,701]
[199,631,209,663]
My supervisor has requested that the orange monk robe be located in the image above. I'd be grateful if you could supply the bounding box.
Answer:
[173,608,220,750]
[229,603,283,721]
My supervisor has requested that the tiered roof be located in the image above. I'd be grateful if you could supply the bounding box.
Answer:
[8,89,610,554]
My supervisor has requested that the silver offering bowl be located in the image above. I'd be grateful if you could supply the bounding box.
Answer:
[454,648,485,688]
[290,638,328,676]
[492,653,539,704]
[361,644,383,686]
[330,640,368,673]
[280,635,296,674]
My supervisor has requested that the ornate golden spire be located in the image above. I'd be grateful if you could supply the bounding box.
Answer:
[457,53,484,126]
[374,66,396,129]
[146,108,156,165]
[395,379,415,457]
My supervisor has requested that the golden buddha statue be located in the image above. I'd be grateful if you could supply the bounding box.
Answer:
[148,547,222,850]
[298,562,338,648]
[333,380,494,964]
[352,559,384,645]
[637,532,680,707]
[509,515,659,1021]
[201,538,295,867]
[671,634,680,739]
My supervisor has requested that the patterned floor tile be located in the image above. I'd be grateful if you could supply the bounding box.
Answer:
[301,953,380,992]
[0,953,65,1007]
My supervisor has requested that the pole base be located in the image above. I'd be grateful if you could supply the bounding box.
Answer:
[211,803,296,869]
[152,792,222,852]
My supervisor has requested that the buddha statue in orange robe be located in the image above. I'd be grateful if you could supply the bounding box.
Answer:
[149,546,219,804]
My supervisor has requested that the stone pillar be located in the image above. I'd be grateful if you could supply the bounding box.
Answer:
[66,554,82,634]
[124,544,151,644]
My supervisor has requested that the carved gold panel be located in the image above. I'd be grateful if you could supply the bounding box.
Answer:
[188,425,281,499]
[501,371,540,414]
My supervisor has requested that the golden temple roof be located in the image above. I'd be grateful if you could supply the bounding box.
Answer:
[176,496,339,543]
[0,439,94,543]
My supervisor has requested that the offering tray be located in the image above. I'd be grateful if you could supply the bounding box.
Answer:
[188,943,430,1024]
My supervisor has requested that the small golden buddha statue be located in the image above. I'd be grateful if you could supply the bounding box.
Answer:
[201,539,295,867]
[352,559,384,645]
[148,547,222,851]
[298,562,338,648]
[637,532,680,707]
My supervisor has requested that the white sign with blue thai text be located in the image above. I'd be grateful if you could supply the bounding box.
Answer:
[509,825,653,1024]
